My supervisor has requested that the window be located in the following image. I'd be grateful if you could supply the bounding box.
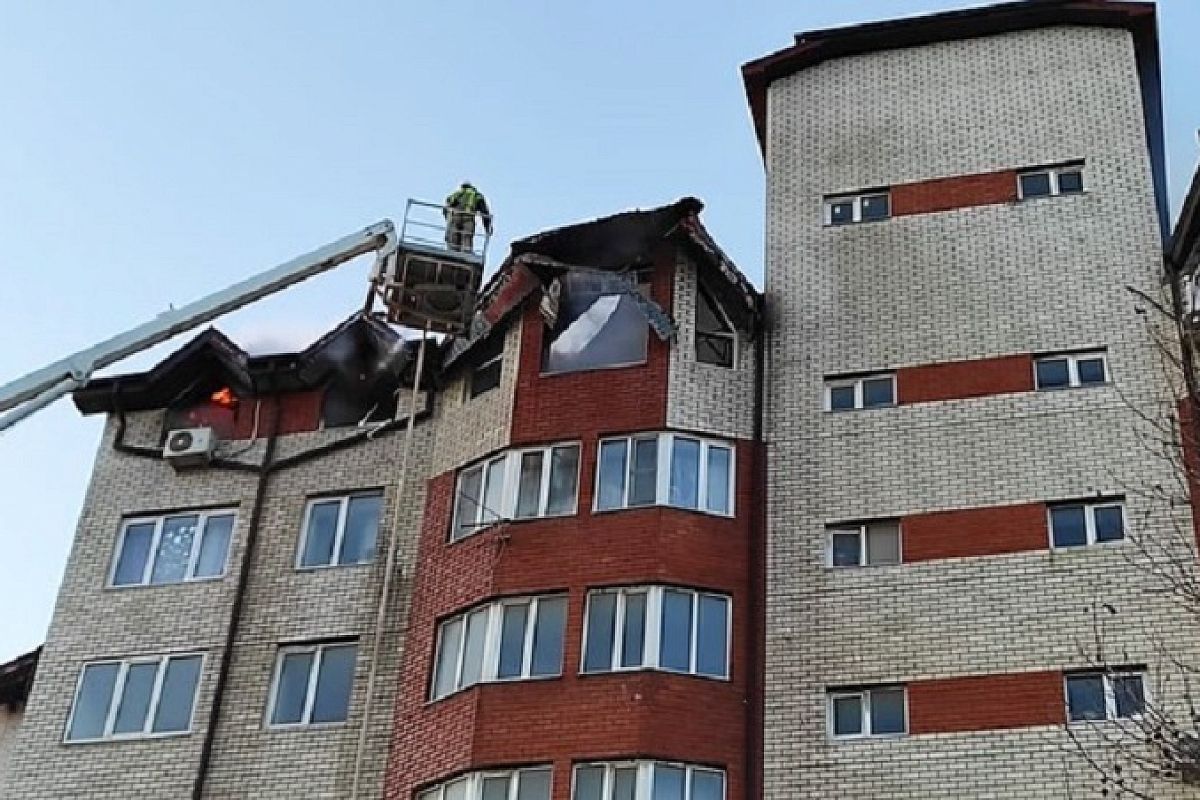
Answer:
[543,271,651,375]
[582,587,729,679]
[1018,163,1085,200]
[298,492,382,568]
[452,444,581,541]
[1049,499,1125,549]
[110,510,236,587]
[267,642,357,727]
[829,521,901,567]
[1034,351,1108,390]
[573,761,725,800]
[595,433,734,516]
[65,653,203,742]
[418,768,552,800]
[828,686,907,739]
[695,285,735,368]
[431,595,567,700]
[467,334,504,400]
[825,191,891,225]
[825,373,895,411]
[1066,671,1146,722]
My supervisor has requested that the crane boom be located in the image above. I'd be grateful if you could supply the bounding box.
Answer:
[0,220,398,432]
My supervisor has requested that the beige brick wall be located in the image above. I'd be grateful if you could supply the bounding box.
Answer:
[0,704,22,794]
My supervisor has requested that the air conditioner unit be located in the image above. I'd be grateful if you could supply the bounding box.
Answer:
[163,427,216,468]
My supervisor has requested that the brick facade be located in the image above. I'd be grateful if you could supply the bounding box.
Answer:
[902,501,1048,562]
[891,169,1019,217]
[895,354,1035,405]
[908,670,1065,734]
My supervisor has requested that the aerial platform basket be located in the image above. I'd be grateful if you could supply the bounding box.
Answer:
[370,199,491,335]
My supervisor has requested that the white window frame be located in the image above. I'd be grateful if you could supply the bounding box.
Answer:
[1048,499,1126,550]
[571,760,726,800]
[1017,163,1085,200]
[827,520,902,568]
[580,586,731,680]
[265,641,358,729]
[431,594,567,700]
[827,685,909,740]
[694,284,738,370]
[418,767,554,800]
[63,653,204,743]
[1034,350,1109,390]
[451,442,582,541]
[824,373,896,412]
[824,191,891,226]
[593,433,736,517]
[295,491,383,569]
[108,508,237,588]
[1065,670,1147,724]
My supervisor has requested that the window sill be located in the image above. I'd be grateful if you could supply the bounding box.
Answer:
[1017,190,1089,203]
[827,562,904,571]
[294,560,376,573]
[64,729,192,745]
[539,359,649,378]
[825,404,897,414]
[830,732,908,742]
[823,218,892,228]
[1035,380,1112,393]
[265,720,349,732]
[578,666,730,683]
[427,673,563,706]
[106,575,226,591]
[448,511,581,545]
[1049,539,1126,553]
[590,503,735,520]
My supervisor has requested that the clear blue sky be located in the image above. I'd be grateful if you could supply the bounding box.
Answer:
[1,1,1198,662]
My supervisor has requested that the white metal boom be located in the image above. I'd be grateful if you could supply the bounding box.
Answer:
[0,220,398,432]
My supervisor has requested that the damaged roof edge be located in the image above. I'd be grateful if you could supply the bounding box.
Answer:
[0,646,39,709]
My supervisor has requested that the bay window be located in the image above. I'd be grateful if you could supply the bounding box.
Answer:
[573,761,725,800]
[595,433,734,516]
[452,443,581,541]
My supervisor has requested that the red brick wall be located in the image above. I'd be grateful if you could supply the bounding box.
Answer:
[167,390,324,439]
[903,502,1048,562]
[1178,399,1200,550]
[908,671,1065,734]
[891,169,1019,217]
[896,354,1034,405]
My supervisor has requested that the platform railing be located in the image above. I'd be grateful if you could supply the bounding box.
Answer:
[400,198,491,263]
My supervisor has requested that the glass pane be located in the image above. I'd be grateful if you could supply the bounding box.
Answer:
[150,515,199,584]
[194,515,234,578]
[597,441,628,511]
[113,522,155,586]
[613,767,638,800]
[669,438,701,509]
[460,609,488,688]
[301,502,340,567]
[692,771,725,800]
[454,468,483,540]
[531,597,566,677]
[1020,172,1052,198]
[621,592,647,668]
[112,662,158,735]
[574,766,605,800]
[829,201,853,225]
[1067,675,1107,721]
[706,446,732,514]
[498,602,530,679]
[516,451,544,518]
[339,494,382,565]
[630,437,659,507]
[1058,169,1084,194]
[1076,357,1106,385]
[832,695,863,736]
[518,769,552,800]
[547,445,580,515]
[482,777,510,800]
[870,688,907,735]
[652,764,686,800]
[433,619,463,699]
[1036,358,1070,389]
[543,273,650,373]
[271,651,313,725]
[152,655,202,733]
[861,193,889,220]
[829,385,856,411]
[697,594,729,677]
[583,593,617,672]
[1051,506,1088,548]
[482,458,506,525]
[696,333,734,368]
[831,531,862,567]
[661,589,694,672]
[862,377,894,407]
[1095,505,1124,543]
[67,662,120,740]
[311,645,356,723]
[418,789,440,800]
[696,286,730,334]
[866,522,901,565]
[1114,675,1145,718]
[444,778,469,800]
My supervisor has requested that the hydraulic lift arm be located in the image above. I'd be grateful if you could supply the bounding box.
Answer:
[0,220,398,432]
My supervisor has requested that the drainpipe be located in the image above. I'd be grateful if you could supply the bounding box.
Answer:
[747,298,767,800]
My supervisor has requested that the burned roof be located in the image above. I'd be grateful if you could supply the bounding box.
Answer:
[1170,163,1200,271]
[0,646,39,710]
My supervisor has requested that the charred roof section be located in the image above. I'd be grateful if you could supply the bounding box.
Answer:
[0,647,39,710]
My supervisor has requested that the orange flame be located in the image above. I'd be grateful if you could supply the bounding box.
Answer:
[210,387,238,408]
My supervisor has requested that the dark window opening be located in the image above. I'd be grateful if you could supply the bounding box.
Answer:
[695,285,735,368]
[542,271,651,375]
[322,378,398,428]
[468,334,504,399]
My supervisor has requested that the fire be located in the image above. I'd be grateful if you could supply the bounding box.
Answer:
[210,387,238,408]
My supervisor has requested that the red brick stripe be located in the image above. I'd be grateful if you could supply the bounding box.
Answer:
[891,168,1019,217]
[896,354,1034,405]
[908,671,1065,734]
[902,502,1048,562]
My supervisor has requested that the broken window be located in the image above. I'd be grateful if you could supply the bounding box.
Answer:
[695,285,735,368]
[466,333,504,400]
[322,377,398,428]
[542,272,651,375]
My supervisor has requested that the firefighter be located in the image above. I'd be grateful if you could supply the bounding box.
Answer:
[443,181,493,252]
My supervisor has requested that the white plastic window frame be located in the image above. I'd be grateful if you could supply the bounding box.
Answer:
[827,520,902,568]
[1017,163,1085,200]
[593,433,736,517]
[1065,670,1147,724]
[570,760,727,800]
[63,653,204,743]
[108,508,237,588]
[823,191,892,226]
[265,641,358,729]
[451,443,582,542]
[417,767,554,800]
[827,685,909,740]
[431,594,567,701]
[824,373,896,412]
[295,491,383,570]
[580,586,731,681]
[1033,350,1109,390]
[1048,499,1126,550]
